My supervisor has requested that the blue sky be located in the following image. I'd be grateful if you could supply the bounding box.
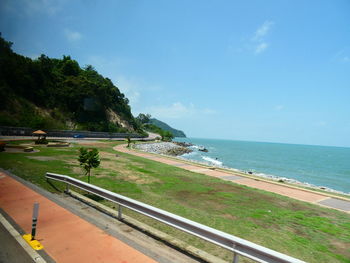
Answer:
[1,0,349,147]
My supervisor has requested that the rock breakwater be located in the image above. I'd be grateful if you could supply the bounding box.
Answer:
[134,142,192,156]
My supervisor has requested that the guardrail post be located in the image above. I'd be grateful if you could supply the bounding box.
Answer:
[233,253,239,263]
[118,205,122,220]
[64,179,69,193]
[232,244,239,263]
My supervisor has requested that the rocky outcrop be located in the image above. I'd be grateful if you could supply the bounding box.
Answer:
[174,142,193,147]
[106,108,134,131]
[165,147,192,156]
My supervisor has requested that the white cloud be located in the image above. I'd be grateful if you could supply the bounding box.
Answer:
[202,108,216,114]
[255,42,269,54]
[85,55,124,72]
[252,21,274,41]
[314,121,327,127]
[274,105,284,111]
[109,74,165,114]
[332,48,350,63]
[145,102,216,120]
[112,75,140,106]
[21,0,64,16]
[251,20,274,55]
[64,29,82,42]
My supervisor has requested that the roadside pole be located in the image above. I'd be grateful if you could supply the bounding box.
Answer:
[22,202,44,250]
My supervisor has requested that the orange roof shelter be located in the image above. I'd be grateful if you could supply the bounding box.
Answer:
[32,130,47,140]
[32,130,47,135]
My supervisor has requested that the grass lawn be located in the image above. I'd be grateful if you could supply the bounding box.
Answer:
[0,140,349,263]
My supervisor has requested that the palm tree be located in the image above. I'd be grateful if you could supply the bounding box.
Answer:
[78,148,100,183]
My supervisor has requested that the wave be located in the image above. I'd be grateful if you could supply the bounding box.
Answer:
[202,156,223,166]
[181,151,199,157]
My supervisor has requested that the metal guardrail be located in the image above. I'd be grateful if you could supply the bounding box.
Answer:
[46,172,306,263]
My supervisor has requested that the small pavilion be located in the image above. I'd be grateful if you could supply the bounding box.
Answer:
[32,130,47,140]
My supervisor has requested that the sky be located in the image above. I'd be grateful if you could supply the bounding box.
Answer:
[1,0,349,147]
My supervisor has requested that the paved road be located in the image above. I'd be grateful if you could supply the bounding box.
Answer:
[0,221,33,263]
[115,144,350,213]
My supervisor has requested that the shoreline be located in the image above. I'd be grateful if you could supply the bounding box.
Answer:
[134,141,350,197]
[179,156,350,197]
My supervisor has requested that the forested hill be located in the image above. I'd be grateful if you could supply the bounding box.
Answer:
[0,34,142,133]
[149,118,186,137]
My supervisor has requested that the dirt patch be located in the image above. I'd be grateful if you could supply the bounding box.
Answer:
[101,160,123,171]
[64,159,80,166]
[100,151,118,158]
[123,174,160,184]
[174,190,228,211]
[222,214,238,220]
[94,174,111,178]
[19,143,35,146]
[75,141,112,147]
[64,153,159,184]
[92,157,161,184]
[3,148,39,153]
[330,239,350,258]
[71,166,83,175]
[100,151,137,164]
[26,156,56,161]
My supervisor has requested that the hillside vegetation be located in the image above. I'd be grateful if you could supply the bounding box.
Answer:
[0,34,140,133]
[149,118,186,137]
[135,113,185,140]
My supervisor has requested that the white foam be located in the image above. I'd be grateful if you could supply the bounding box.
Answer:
[202,156,223,166]
[181,151,198,157]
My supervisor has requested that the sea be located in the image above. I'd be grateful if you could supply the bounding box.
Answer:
[174,138,350,195]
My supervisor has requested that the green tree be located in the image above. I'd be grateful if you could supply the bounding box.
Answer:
[78,148,100,183]
[126,135,131,147]
[136,113,151,124]
[160,130,174,141]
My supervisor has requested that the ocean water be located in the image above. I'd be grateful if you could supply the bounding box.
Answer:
[174,138,350,194]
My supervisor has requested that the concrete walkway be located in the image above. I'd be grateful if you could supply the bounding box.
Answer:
[114,144,350,213]
[0,172,158,263]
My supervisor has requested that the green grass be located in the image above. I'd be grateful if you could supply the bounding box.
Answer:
[0,140,349,263]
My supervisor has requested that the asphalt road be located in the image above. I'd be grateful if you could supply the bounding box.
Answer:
[0,221,33,263]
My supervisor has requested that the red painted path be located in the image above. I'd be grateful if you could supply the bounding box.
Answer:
[0,172,157,263]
